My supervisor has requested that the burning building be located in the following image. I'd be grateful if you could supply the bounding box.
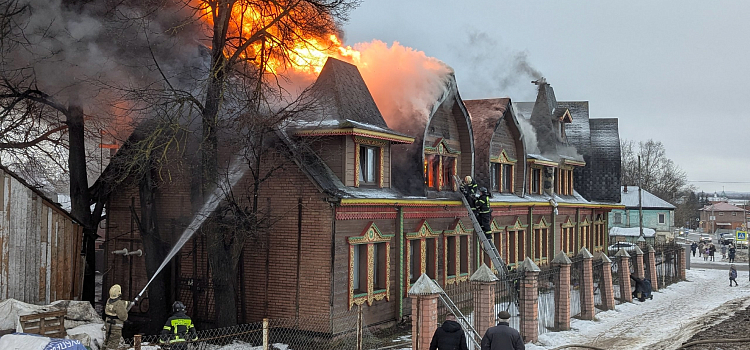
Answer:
[101,55,622,330]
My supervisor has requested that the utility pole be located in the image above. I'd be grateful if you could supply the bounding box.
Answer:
[638,156,645,244]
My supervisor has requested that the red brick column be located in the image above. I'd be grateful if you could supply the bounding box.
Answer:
[471,264,498,336]
[677,245,687,281]
[597,253,616,310]
[646,245,659,291]
[552,252,571,331]
[632,245,645,279]
[579,248,595,320]
[519,258,540,343]
[408,274,441,350]
[615,249,633,302]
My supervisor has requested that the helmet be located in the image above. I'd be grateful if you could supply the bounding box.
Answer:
[464,176,472,183]
[173,301,186,313]
[109,284,122,299]
[479,187,488,194]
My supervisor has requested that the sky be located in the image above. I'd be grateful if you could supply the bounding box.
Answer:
[342,0,750,194]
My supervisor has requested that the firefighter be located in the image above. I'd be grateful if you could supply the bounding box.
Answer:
[160,301,198,349]
[460,176,478,212]
[103,284,130,350]
[475,187,492,238]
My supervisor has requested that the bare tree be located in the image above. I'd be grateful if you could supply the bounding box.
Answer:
[620,139,689,203]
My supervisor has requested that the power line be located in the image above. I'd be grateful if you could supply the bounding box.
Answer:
[688,180,750,184]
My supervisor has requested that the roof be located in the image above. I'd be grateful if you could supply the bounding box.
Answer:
[0,165,80,224]
[463,98,517,188]
[619,186,676,209]
[557,101,590,155]
[609,227,656,237]
[292,58,410,141]
[701,202,746,212]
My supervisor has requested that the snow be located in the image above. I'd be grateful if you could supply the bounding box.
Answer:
[66,323,105,350]
[0,334,51,350]
[609,227,657,237]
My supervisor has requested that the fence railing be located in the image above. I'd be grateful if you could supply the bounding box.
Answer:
[438,280,476,324]
[125,307,392,350]
[495,270,522,331]
[537,266,557,335]
[592,259,604,312]
[654,242,681,288]
[570,256,584,318]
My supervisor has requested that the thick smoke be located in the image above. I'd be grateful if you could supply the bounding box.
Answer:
[513,109,540,154]
[347,40,454,132]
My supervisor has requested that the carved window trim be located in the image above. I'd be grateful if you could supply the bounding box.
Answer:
[579,217,591,253]
[443,220,472,284]
[424,138,460,192]
[354,137,386,188]
[348,222,393,309]
[404,220,440,295]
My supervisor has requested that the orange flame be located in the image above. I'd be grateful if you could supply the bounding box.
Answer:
[200,2,360,75]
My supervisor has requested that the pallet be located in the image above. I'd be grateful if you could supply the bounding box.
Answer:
[19,310,66,338]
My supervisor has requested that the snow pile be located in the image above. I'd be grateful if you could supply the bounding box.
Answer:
[0,333,51,350]
[0,299,58,331]
[609,227,656,237]
[0,299,103,333]
[67,323,105,350]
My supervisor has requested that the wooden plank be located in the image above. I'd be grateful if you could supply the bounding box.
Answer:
[45,207,52,303]
[52,213,60,301]
[39,198,47,303]
[0,173,7,300]
[25,192,34,303]
[19,310,66,338]
[9,176,23,300]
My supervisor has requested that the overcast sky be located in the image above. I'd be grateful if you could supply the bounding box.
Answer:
[342,0,750,194]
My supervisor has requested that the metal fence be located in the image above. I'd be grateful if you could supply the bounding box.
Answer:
[537,266,558,335]
[610,257,624,302]
[592,259,604,311]
[495,270,522,332]
[569,256,583,318]
[437,280,476,324]
[654,242,682,288]
[124,307,395,350]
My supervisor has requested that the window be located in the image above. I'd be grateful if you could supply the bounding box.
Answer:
[530,168,541,194]
[424,154,456,191]
[503,164,513,193]
[534,228,548,262]
[561,226,575,254]
[409,240,421,284]
[658,213,666,224]
[556,168,574,195]
[614,213,622,224]
[348,223,392,308]
[491,163,501,191]
[359,145,378,184]
[426,238,437,279]
[460,236,469,274]
[447,236,457,277]
[733,212,737,216]
[719,212,724,216]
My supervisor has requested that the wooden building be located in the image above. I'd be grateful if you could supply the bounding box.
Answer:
[102,58,623,330]
[0,166,85,304]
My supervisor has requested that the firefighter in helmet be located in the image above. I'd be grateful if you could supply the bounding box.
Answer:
[160,301,198,349]
[475,187,493,238]
[104,284,130,349]
[460,175,479,211]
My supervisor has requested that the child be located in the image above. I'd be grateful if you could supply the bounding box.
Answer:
[730,265,738,287]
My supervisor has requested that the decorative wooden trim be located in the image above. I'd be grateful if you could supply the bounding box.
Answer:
[348,222,393,308]
[533,216,550,229]
[354,138,385,189]
[444,219,473,236]
[490,219,505,233]
[354,141,360,188]
[506,216,528,231]
[424,138,461,155]
[348,221,394,244]
[490,149,517,164]
[527,158,558,167]
[294,127,414,144]
[405,220,442,239]
[354,136,388,147]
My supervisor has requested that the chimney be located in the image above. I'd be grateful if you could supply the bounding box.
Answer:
[623,185,628,193]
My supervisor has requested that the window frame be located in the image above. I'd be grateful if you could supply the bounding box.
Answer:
[424,138,461,192]
[443,219,472,285]
[405,220,441,295]
[348,222,393,308]
[658,213,666,224]
[354,137,386,188]
[490,149,517,194]
[529,167,542,194]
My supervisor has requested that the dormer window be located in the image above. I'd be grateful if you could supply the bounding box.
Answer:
[530,168,542,194]
[424,138,460,191]
[556,167,574,195]
[490,150,516,193]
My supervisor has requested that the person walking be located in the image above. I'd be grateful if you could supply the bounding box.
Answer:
[709,244,716,262]
[730,265,739,287]
[698,242,704,257]
[690,242,697,257]
[103,284,130,350]
[481,311,525,350]
[475,187,493,239]
[159,301,198,350]
[729,245,736,263]
[721,244,728,260]
[703,246,709,261]
[430,314,469,350]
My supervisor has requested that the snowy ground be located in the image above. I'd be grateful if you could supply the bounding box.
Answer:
[526,254,750,350]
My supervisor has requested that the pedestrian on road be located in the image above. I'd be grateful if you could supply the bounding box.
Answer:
[704,247,709,261]
[729,245,736,263]
[430,314,469,350]
[698,242,705,257]
[721,244,727,259]
[709,244,716,262]
[730,265,739,287]
[690,242,697,257]
[481,310,525,350]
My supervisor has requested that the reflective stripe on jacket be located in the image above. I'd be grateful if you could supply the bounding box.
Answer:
[160,312,198,344]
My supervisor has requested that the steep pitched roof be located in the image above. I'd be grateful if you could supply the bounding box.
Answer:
[557,101,590,155]
[463,98,517,187]
[619,186,675,209]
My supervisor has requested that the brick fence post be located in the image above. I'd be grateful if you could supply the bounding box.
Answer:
[408,274,442,350]
[645,245,659,291]
[677,245,687,281]
[632,245,645,279]
[551,251,571,331]
[596,252,616,310]
[578,247,595,320]
[471,264,499,337]
[615,249,633,303]
[519,257,540,343]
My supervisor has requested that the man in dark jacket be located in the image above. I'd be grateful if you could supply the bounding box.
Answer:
[430,314,469,350]
[481,311,524,350]
[475,187,492,239]
[160,301,198,349]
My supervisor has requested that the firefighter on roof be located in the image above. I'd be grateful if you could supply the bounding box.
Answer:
[160,301,198,349]
[104,284,130,349]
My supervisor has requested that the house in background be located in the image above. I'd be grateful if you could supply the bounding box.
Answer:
[699,202,747,233]
[608,186,675,243]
